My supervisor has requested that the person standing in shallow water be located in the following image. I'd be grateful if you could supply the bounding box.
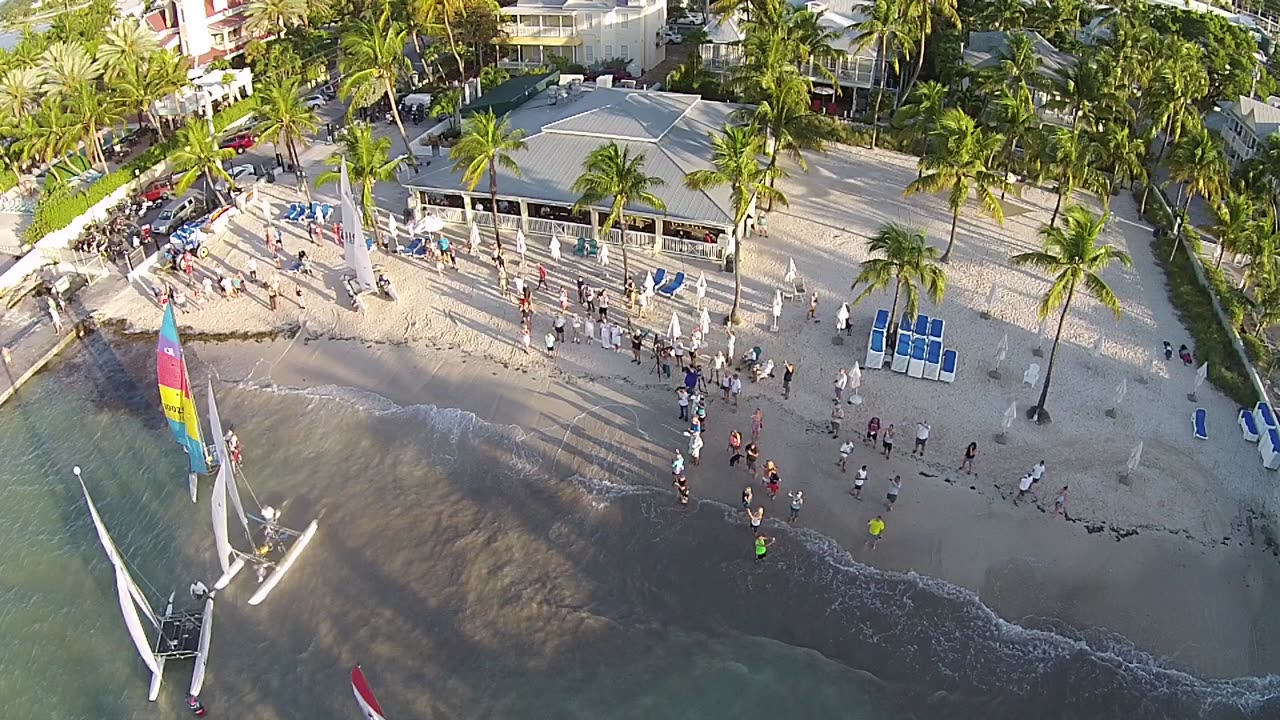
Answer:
[755,534,774,562]
[747,506,764,534]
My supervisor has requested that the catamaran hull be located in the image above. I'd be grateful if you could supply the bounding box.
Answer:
[248,519,318,606]
[188,472,198,504]
[213,557,246,590]
[188,597,214,696]
[148,594,175,702]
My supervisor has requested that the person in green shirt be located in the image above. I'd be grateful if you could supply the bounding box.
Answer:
[755,535,774,562]
[867,515,886,550]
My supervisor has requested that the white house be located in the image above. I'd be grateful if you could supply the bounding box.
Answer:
[496,0,668,77]
[120,0,253,67]
[1218,95,1280,166]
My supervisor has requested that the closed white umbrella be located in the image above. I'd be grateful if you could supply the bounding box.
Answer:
[386,213,398,239]
[771,289,783,331]
[983,285,999,318]
[837,302,850,330]
[1106,378,1127,418]
[784,258,798,284]
[1126,441,1144,474]
[599,243,610,267]
[699,307,712,335]
[990,331,1008,379]
[468,221,480,254]
[669,311,682,340]
[644,270,656,295]
[515,229,527,260]
[997,401,1017,444]
[1189,361,1209,401]
[549,233,562,263]
[848,362,862,405]
[695,272,707,305]
[1091,332,1105,358]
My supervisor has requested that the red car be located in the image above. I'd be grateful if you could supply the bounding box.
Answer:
[220,132,257,153]
[139,178,174,203]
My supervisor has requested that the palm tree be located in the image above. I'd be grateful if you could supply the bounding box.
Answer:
[21,101,78,170]
[340,8,418,167]
[116,49,188,139]
[317,122,404,247]
[408,0,466,79]
[246,0,308,36]
[1243,267,1280,339]
[1093,121,1146,212]
[1210,189,1255,269]
[0,67,41,121]
[896,0,960,103]
[850,222,946,346]
[97,17,159,79]
[742,71,841,209]
[1010,205,1132,424]
[892,80,946,158]
[986,88,1040,199]
[849,0,912,148]
[449,109,527,250]
[976,0,1026,30]
[904,108,1008,262]
[1046,127,1101,227]
[995,32,1043,109]
[171,121,236,206]
[684,124,785,323]
[255,77,320,203]
[1167,123,1227,215]
[66,80,123,173]
[40,41,102,96]
[572,142,668,297]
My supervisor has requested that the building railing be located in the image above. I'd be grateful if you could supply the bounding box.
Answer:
[504,24,577,38]
[471,210,522,231]
[662,235,726,262]
[423,207,465,225]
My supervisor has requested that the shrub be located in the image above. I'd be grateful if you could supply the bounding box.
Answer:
[0,168,17,193]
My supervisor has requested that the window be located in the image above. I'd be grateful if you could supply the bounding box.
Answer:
[620,44,629,60]
[585,44,595,63]
[621,13,630,27]
[605,44,613,58]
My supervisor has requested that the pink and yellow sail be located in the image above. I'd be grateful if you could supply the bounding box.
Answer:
[157,303,209,474]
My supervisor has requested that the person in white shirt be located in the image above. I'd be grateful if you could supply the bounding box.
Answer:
[839,440,856,472]
[545,331,556,357]
[913,421,931,456]
[712,351,726,384]
[688,432,704,464]
[726,330,736,366]
[834,368,848,403]
[730,373,743,408]
[852,465,868,499]
[676,387,690,420]
[1030,460,1046,485]
[1015,474,1035,505]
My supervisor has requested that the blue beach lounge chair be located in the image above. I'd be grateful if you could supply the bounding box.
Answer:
[865,328,885,369]
[892,333,911,373]
[939,348,957,383]
[1193,408,1208,440]
[1262,428,1280,469]
[924,340,942,381]
[929,318,944,342]
[873,309,890,332]
[1241,408,1261,443]
[913,314,929,337]
[899,313,913,337]
[1255,402,1277,431]
[658,271,686,298]
[651,267,668,291]
[907,336,927,378]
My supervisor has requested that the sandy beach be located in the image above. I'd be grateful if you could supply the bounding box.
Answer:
[97,144,1280,679]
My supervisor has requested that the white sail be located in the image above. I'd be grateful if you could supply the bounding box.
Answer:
[207,381,253,544]
[78,476,161,676]
[211,465,233,573]
[340,160,377,291]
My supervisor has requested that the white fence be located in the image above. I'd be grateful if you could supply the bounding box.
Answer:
[662,235,726,262]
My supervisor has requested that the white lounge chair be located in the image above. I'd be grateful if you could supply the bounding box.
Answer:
[891,333,911,373]
[907,337,927,378]
[1262,429,1280,470]
[923,340,942,380]
[1241,408,1261,443]
[866,329,886,369]
[1193,408,1208,440]
[1023,363,1040,386]
[939,348,957,383]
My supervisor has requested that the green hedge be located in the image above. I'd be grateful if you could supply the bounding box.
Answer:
[1136,185,1260,407]
[0,168,17,193]
[23,99,256,244]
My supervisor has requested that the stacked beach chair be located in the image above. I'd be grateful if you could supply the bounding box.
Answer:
[868,310,957,383]
[1244,402,1280,470]
[281,202,334,224]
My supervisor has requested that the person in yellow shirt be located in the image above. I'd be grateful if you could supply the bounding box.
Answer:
[755,535,774,562]
[867,515,886,550]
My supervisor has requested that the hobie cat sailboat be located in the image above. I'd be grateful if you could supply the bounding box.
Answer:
[157,303,215,503]
[206,379,318,605]
[74,466,213,701]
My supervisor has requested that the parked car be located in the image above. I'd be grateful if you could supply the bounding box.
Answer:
[215,164,258,193]
[153,195,202,235]
[139,177,174,203]
[663,30,684,44]
[303,94,328,110]
[219,132,257,153]
[675,12,705,25]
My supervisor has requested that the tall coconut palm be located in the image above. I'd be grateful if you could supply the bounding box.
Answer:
[850,222,946,346]
[408,0,466,79]
[1093,121,1146,212]
[1046,127,1101,227]
[892,80,946,158]
[0,67,41,120]
[1167,123,1227,215]
[340,8,418,167]
[1011,205,1131,424]
[572,142,668,297]
[995,32,1043,109]
[1210,188,1255,269]
[904,108,1008,262]
[976,0,1026,30]
[171,121,236,206]
[742,70,840,209]
[97,17,159,79]
[66,80,123,173]
[40,41,103,96]
[684,124,785,324]
[849,0,912,148]
[255,77,320,203]
[22,101,78,169]
[986,88,1040,199]
[449,109,527,250]
[246,0,308,36]
[317,122,404,247]
[896,0,960,103]
[116,49,188,139]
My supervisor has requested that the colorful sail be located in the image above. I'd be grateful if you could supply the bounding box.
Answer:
[351,665,387,720]
[157,303,209,474]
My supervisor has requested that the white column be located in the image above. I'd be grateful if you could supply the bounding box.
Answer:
[654,217,664,255]
[518,199,530,229]
[463,195,475,223]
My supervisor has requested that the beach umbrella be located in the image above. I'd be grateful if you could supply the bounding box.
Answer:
[1189,361,1209,401]
[1091,332,1105,358]
[849,362,862,405]
[669,311,682,340]
[699,307,711,335]
[1003,402,1017,430]
[386,213,398,240]
[695,272,707,305]
[549,233,562,263]
[1126,441,1144,475]
[599,243,610,267]
[784,258,798,284]
[644,270,656,295]
[515,229,527,258]
[417,216,445,233]
[771,290,783,331]
[992,331,1008,371]
[1033,315,1048,355]
[837,302,850,331]
[1106,378,1127,418]
[982,285,999,318]
[468,221,480,253]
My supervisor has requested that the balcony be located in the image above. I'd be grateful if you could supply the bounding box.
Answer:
[504,24,578,39]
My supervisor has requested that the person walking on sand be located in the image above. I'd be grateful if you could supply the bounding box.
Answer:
[631,330,644,363]
[267,281,279,310]
[748,506,764,534]
[852,465,867,499]
[1014,473,1035,506]
[839,440,855,472]
[294,283,305,310]
[520,324,532,354]
[765,470,781,500]
[688,431,703,465]
[1053,486,1069,517]
[671,449,686,478]
[570,313,582,344]
[537,263,549,292]
[744,442,760,476]
[787,491,803,522]
[1031,460,1046,486]
[247,257,258,284]
[755,534,774,562]
[866,416,880,445]
[742,485,753,509]
[913,420,930,457]
[559,287,570,313]
[576,276,587,305]
[611,321,622,352]
[600,319,610,350]
[728,430,743,466]
[730,373,743,409]
[830,402,845,437]
[751,408,764,441]
[673,474,690,505]
[597,289,610,321]
[960,442,978,473]
[676,386,690,420]
[584,315,596,347]
[882,424,895,459]
[834,368,847,404]
[545,330,556,357]
[807,291,819,322]
[867,515,886,549]
[886,475,902,511]
[782,361,796,399]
